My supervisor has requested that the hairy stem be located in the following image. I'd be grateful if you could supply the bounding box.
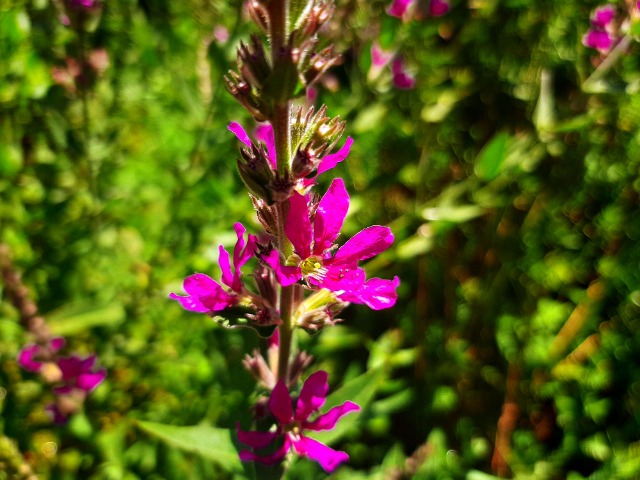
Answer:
[268,0,295,380]
[267,0,291,176]
[277,284,295,381]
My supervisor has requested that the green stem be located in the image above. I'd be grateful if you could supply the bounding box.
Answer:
[267,0,296,381]
[277,284,295,381]
[583,34,633,93]
[267,0,291,176]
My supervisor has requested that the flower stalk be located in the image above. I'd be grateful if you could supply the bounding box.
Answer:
[170,0,400,472]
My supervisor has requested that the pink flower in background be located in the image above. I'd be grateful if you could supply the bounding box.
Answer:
[369,44,417,90]
[391,57,416,89]
[583,4,616,53]
[387,0,450,19]
[53,355,107,394]
[237,370,360,472]
[170,223,256,314]
[387,0,413,17]
[264,178,399,310]
[18,338,106,425]
[17,337,65,372]
[371,43,394,69]
[591,4,616,28]
[429,0,450,16]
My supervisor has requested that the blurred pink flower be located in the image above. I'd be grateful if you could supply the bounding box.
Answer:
[237,370,360,472]
[583,4,616,53]
[17,337,65,373]
[429,0,450,16]
[387,0,450,19]
[391,57,416,89]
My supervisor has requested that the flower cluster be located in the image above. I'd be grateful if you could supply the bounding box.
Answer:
[169,0,401,473]
[582,2,640,54]
[18,337,106,424]
[583,4,617,52]
[369,43,416,90]
[237,371,359,472]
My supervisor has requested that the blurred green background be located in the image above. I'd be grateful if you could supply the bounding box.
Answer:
[2,0,640,478]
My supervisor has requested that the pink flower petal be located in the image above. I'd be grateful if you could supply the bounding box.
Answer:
[170,273,236,312]
[316,137,353,177]
[371,44,393,68]
[304,401,360,431]
[582,29,612,52]
[46,404,69,425]
[237,423,279,449]
[255,123,277,169]
[591,4,615,28]
[57,355,84,380]
[239,437,290,465]
[17,344,43,372]
[292,435,349,473]
[387,0,413,18]
[429,0,450,16]
[50,337,66,352]
[339,276,400,310]
[285,192,313,259]
[229,122,252,147]
[332,226,394,265]
[296,371,329,421]
[321,265,365,292]
[313,178,350,255]
[77,369,106,391]
[218,245,234,290]
[263,250,302,287]
[269,379,293,425]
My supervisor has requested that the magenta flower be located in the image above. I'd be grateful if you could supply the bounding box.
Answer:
[391,57,416,90]
[170,223,256,314]
[263,178,399,310]
[591,4,616,28]
[53,355,106,394]
[583,4,616,53]
[387,0,413,18]
[17,337,65,373]
[371,43,394,69]
[229,122,353,189]
[387,0,449,18]
[429,0,450,16]
[237,370,360,472]
[583,29,613,51]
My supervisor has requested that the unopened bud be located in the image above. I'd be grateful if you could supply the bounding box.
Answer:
[291,147,319,178]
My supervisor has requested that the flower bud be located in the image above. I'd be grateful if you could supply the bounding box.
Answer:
[294,288,348,331]
[225,71,271,121]
[247,0,270,33]
[237,145,275,201]
[237,35,271,89]
[291,147,319,178]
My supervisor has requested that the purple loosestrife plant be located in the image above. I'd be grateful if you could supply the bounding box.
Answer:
[17,339,106,424]
[169,0,399,474]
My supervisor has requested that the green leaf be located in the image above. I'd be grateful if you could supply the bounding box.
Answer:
[136,421,245,473]
[47,302,126,336]
[475,132,508,181]
[421,205,484,224]
[311,367,385,446]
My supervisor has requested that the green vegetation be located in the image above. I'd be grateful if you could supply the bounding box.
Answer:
[1,0,640,478]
